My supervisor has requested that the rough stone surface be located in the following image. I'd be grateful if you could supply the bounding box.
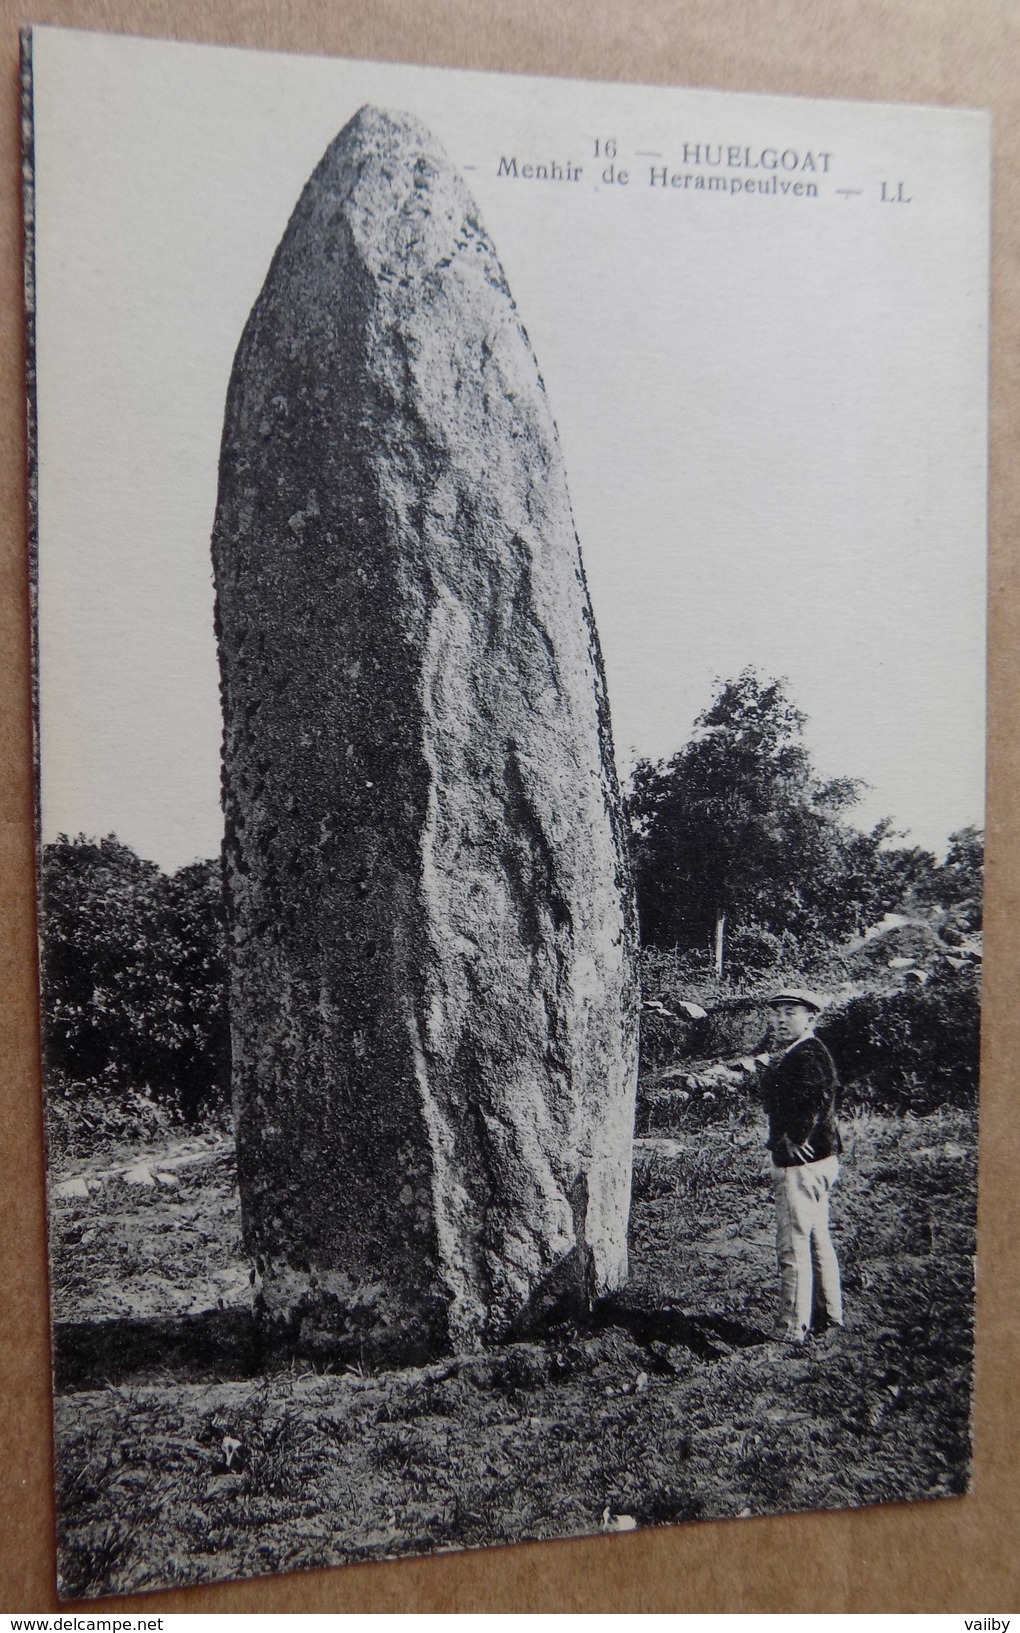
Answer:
[212,105,639,1359]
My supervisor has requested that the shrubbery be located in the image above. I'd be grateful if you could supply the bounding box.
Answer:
[41,835,230,1128]
[820,963,981,1114]
[638,940,982,1117]
[41,810,982,1145]
[44,1068,177,1163]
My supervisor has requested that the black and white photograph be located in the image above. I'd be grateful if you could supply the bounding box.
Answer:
[25,26,989,1600]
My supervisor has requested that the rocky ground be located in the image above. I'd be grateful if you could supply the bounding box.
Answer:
[48,1103,976,1600]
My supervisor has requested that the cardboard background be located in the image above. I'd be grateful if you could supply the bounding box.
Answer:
[1,0,1016,1612]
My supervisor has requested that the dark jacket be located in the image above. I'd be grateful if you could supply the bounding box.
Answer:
[760,1033,842,1167]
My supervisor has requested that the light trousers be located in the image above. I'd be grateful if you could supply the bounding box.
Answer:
[770,1154,842,1341]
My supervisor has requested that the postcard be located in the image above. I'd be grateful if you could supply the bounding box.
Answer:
[24,24,989,1599]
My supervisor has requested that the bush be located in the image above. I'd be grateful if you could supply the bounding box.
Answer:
[639,937,981,1120]
[820,963,980,1114]
[41,835,230,1127]
[44,1069,176,1163]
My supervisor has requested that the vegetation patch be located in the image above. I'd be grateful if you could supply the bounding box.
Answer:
[41,669,983,1598]
[51,1107,975,1599]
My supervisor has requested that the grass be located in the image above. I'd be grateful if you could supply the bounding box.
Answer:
[49,1103,977,1600]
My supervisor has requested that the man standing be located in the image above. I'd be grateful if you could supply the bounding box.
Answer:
[759,989,843,1345]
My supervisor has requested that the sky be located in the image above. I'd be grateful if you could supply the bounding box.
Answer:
[31,30,990,871]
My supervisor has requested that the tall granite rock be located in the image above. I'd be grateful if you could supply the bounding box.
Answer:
[212,105,639,1359]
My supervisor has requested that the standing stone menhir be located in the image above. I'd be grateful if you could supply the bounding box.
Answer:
[212,105,639,1360]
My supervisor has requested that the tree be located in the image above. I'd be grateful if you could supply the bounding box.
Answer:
[627,670,914,973]
[888,823,983,932]
[41,834,229,1121]
[935,826,984,929]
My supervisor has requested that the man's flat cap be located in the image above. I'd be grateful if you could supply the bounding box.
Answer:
[766,987,825,1012]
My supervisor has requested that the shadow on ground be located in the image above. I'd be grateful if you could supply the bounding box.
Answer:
[54,1308,266,1391]
[54,1295,771,1392]
[594,1294,769,1357]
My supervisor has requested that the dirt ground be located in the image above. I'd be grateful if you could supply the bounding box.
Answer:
[48,1105,976,1600]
